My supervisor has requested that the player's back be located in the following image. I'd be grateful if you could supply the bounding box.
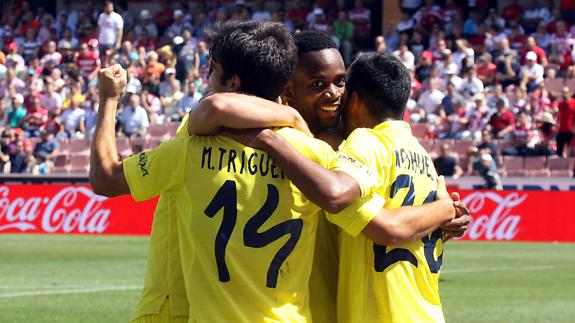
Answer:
[334,121,444,323]
[178,128,333,322]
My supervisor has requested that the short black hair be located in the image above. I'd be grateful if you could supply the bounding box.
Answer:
[207,21,296,100]
[294,30,337,56]
[347,52,411,120]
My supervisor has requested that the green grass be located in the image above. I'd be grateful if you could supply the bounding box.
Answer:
[0,235,574,323]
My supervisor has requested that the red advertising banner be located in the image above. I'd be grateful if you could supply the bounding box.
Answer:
[458,190,575,242]
[1,185,574,242]
[0,185,157,235]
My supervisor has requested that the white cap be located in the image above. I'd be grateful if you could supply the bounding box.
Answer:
[12,93,24,104]
[526,51,537,61]
[445,63,458,74]
[165,67,176,75]
[174,10,183,19]
[140,9,152,19]
[313,8,324,15]
[173,36,184,46]
[465,48,474,57]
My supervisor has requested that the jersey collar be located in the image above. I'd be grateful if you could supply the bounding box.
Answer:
[373,120,411,133]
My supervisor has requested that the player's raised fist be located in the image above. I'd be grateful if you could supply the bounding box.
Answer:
[98,64,127,100]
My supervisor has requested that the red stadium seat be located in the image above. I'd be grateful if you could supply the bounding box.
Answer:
[419,139,434,153]
[69,154,90,168]
[56,139,70,154]
[167,122,180,136]
[69,139,90,155]
[411,123,428,139]
[148,124,170,140]
[53,154,68,167]
[116,138,132,157]
[565,79,575,96]
[452,140,476,156]
[503,156,525,177]
[547,157,570,170]
[544,77,564,94]
[524,156,547,170]
[529,169,551,177]
[550,170,574,177]
[51,165,70,174]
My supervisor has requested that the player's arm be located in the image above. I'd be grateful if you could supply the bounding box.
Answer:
[187,92,312,136]
[229,128,360,213]
[89,65,130,197]
[360,178,461,246]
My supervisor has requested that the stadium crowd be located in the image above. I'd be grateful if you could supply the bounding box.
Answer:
[0,0,573,183]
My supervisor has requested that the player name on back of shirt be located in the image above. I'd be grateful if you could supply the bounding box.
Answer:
[201,145,286,180]
[394,147,436,181]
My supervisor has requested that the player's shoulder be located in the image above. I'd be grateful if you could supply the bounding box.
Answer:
[275,127,335,161]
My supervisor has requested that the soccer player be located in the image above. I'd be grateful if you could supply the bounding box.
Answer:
[227,52,457,322]
[91,22,459,322]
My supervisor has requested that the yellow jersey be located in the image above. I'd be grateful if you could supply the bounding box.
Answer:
[130,117,190,320]
[328,121,444,323]
[124,127,381,322]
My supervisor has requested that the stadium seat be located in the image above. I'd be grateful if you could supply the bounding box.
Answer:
[547,157,570,170]
[544,77,564,94]
[565,79,575,96]
[145,139,162,150]
[419,139,434,153]
[53,154,68,167]
[69,155,90,168]
[452,140,476,156]
[148,124,170,140]
[550,170,574,177]
[167,122,179,136]
[529,169,551,177]
[524,156,547,170]
[51,165,69,174]
[411,123,428,139]
[69,139,90,155]
[503,156,525,177]
[57,139,70,154]
[116,138,132,157]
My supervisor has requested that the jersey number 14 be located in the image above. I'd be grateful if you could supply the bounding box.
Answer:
[204,180,303,288]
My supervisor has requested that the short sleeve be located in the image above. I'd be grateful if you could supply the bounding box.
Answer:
[330,129,382,197]
[123,138,187,201]
[325,192,386,237]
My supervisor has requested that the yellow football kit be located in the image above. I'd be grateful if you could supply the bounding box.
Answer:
[131,117,190,322]
[328,121,445,323]
[123,127,381,322]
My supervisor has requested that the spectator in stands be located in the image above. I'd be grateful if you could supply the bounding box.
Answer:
[33,130,59,165]
[7,94,26,129]
[521,36,548,67]
[275,8,294,32]
[557,86,575,157]
[349,0,371,49]
[333,10,354,65]
[0,130,11,173]
[119,93,149,138]
[434,143,463,178]
[472,152,503,190]
[252,0,272,21]
[177,80,203,120]
[503,111,536,156]
[382,23,400,53]
[495,39,520,88]
[477,53,497,86]
[75,42,101,88]
[490,97,516,139]
[21,96,47,138]
[477,130,500,163]
[520,51,545,92]
[418,79,444,122]
[394,44,416,72]
[9,136,30,173]
[459,67,484,99]
[97,1,123,55]
[502,0,524,23]
[396,11,415,35]
[60,97,85,139]
[134,9,158,40]
[166,10,192,39]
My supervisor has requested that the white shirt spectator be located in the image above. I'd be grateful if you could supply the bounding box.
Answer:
[84,107,98,135]
[418,89,445,115]
[459,77,484,99]
[119,105,149,136]
[41,52,63,67]
[178,92,203,114]
[393,49,415,71]
[98,11,124,46]
[60,107,86,133]
[521,63,544,84]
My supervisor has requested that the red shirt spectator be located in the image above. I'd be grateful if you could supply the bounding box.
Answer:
[502,1,524,22]
[75,44,101,78]
[558,96,575,133]
[520,44,547,66]
[288,7,308,30]
[490,100,516,138]
[349,3,371,38]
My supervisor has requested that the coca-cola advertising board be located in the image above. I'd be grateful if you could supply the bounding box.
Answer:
[0,185,157,235]
[0,185,574,242]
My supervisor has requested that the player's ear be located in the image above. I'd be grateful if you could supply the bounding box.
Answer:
[283,80,295,103]
[350,91,362,112]
[226,75,241,92]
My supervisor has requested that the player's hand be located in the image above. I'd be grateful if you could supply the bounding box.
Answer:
[98,64,127,100]
[222,128,272,150]
[435,176,457,221]
[442,192,472,241]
